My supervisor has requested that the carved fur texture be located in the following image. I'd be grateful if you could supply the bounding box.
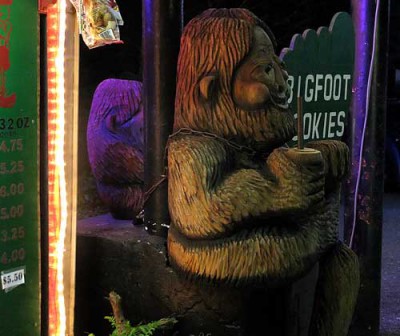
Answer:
[168,137,348,285]
[309,242,360,336]
[87,79,144,219]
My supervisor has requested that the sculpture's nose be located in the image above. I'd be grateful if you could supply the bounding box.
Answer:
[275,65,288,95]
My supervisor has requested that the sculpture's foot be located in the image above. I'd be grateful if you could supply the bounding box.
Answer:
[97,183,143,221]
[309,242,360,336]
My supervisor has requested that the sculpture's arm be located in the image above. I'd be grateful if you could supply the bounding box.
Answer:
[168,136,325,239]
[94,142,144,184]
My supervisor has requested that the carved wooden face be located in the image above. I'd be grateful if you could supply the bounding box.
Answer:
[174,11,296,152]
[233,27,290,111]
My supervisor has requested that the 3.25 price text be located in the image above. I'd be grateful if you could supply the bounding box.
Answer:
[0,226,25,243]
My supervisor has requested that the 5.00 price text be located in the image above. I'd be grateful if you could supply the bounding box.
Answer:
[0,205,24,221]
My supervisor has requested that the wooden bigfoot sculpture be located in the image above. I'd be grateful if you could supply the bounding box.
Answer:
[87,79,144,220]
[168,9,359,335]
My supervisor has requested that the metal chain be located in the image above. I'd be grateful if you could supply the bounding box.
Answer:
[137,128,257,221]
[168,128,257,156]
[137,128,291,224]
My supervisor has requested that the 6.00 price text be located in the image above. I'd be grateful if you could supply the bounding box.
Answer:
[0,183,24,198]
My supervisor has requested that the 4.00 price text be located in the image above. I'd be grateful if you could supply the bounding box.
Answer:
[1,248,26,265]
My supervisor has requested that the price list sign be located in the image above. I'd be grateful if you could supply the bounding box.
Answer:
[0,1,40,335]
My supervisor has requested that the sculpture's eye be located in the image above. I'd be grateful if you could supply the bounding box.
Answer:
[265,63,273,73]
[258,47,268,56]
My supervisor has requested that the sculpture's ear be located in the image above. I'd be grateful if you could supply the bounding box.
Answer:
[106,114,117,133]
[199,74,218,101]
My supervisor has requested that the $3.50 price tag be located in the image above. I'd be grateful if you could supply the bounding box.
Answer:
[1,267,25,291]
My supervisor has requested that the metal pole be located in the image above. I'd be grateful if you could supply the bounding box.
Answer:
[344,0,390,334]
[142,0,181,237]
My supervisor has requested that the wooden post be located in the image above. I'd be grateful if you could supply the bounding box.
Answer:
[63,2,79,334]
[344,0,390,334]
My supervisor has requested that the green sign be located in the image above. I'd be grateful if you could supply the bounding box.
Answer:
[281,12,355,146]
[0,1,40,335]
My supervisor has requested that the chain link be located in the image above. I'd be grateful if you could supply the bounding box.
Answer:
[138,128,257,221]
[168,128,257,156]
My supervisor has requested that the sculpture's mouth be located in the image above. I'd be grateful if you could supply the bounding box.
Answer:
[270,92,289,110]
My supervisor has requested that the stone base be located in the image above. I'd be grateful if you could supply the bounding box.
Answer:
[75,215,318,336]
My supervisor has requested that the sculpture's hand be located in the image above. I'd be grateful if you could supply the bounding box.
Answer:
[266,147,325,213]
[307,140,349,193]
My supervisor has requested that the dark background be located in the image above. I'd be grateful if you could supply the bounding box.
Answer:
[78,1,400,217]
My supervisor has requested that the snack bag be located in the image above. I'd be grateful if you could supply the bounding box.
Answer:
[73,0,124,49]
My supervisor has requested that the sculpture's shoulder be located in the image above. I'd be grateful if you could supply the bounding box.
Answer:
[168,134,230,164]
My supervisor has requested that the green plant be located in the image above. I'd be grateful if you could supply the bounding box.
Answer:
[88,291,177,336]
[109,315,178,336]
[89,315,178,336]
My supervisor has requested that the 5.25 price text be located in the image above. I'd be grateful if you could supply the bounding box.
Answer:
[0,161,24,175]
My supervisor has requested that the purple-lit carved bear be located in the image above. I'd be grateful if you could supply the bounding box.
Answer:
[87,79,144,219]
